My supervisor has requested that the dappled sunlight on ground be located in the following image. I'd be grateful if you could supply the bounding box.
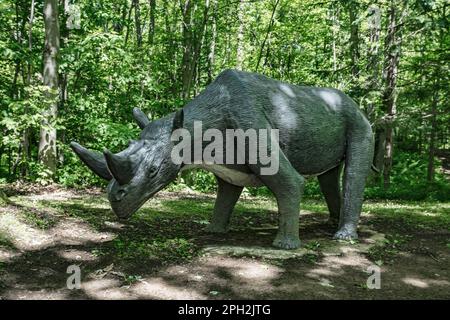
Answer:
[26,191,82,202]
[131,277,206,300]
[5,288,69,300]
[0,210,54,251]
[402,277,450,289]
[0,189,449,299]
[82,278,135,300]
[0,209,115,251]
[57,249,99,262]
[0,248,21,263]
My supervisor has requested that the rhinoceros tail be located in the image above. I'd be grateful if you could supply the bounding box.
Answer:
[371,164,380,173]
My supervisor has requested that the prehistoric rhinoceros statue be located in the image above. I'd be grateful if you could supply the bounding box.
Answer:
[71,69,374,249]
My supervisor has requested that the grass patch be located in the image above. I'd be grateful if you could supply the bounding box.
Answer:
[366,233,413,265]
[21,210,56,230]
[110,236,198,264]
[0,233,14,249]
[364,200,450,232]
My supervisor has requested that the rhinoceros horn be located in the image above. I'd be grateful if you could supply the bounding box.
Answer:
[70,142,112,180]
[132,107,150,129]
[103,149,134,185]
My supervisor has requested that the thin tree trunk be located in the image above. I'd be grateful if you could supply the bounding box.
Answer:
[133,0,142,47]
[193,0,210,88]
[11,62,21,98]
[124,2,134,45]
[180,0,209,98]
[163,0,178,94]
[39,0,60,175]
[11,1,24,99]
[114,2,128,32]
[27,0,35,83]
[12,144,22,176]
[428,4,446,182]
[374,127,386,172]
[382,0,404,189]
[367,4,383,176]
[20,0,35,178]
[207,0,217,83]
[331,4,338,72]
[148,0,156,44]
[255,0,281,72]
[58,0,71,166]
[221,6,233,68]
[427,87,437,182]
[236,0,245,70]
[349,1,360,83]
[366,4,381,122]
[180,0,193,98]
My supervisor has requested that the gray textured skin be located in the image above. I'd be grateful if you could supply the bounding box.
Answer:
[71,69,374,250]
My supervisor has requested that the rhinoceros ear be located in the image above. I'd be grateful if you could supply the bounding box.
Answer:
[172,109,184,131]
[103,149,134,185]
[70,142,112,180]
[132,107,150,129]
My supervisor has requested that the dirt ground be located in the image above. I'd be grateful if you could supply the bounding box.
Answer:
[0,185,449,300]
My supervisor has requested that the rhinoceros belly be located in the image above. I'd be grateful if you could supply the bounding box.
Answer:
[181,164,263,187]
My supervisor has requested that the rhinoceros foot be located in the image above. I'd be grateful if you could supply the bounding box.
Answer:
[333,227,358,240]
[272,235,301,250]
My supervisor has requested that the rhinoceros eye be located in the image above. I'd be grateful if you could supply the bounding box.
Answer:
[148,166,159,177]
[113,189,127,201]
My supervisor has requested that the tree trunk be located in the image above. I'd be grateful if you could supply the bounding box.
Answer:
[39,0,60,176]
[180,0,194,98]
[236,0,245,70]
[19,0,35,178]
[367,4,383,177]
[27,0,35,83]
[207,0,217,83]
[133,0,142,47]
[124,2,134,45]
[331,3,338,72]
[349,1,360,83]
[162,0,178,95]
[366,4,381,122]
[374,126,386,172]
[58,0,72,166]
[148,0,156,44]
[382,0,404,189]
[427,87,438,182]
[180,0,209,99]
[255,0,281,72]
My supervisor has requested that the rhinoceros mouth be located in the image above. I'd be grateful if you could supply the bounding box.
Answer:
[110,184,165,219]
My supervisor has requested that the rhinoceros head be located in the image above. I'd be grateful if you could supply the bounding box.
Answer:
[70,108,184,219]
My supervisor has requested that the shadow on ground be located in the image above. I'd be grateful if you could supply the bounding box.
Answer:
[0,188,449,299]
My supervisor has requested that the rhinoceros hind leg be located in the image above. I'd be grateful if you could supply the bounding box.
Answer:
[205,176,243,233]
[318,164,343,227]
[334,125,374,240]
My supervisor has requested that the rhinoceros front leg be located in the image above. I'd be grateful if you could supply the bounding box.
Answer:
[205,176,243,233]
[253,153,304,250]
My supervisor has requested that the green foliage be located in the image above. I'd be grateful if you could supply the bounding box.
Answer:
[365,152,450,201]
[111,237,197,264]
[366,233,412,265]
[182,170,217,193]
[0,0,448,202]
